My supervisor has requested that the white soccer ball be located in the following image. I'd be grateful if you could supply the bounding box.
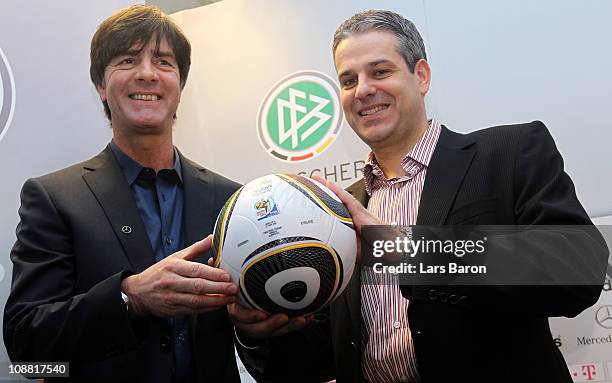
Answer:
[212,174,356,316]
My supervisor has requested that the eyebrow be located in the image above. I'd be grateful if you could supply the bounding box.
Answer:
[119,49,176,58]
[337,59,394,78]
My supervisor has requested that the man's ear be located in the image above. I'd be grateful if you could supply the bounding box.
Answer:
[414,59,431,96]
[96,83,107,102]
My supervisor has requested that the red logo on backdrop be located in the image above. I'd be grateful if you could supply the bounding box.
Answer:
[568,363,604,382]
[580,365,597,381]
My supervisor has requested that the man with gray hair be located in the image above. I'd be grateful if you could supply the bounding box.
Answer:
[231,9,607,383]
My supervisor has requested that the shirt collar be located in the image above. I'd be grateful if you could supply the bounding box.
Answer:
[110,140,183,185]
[363,119,442,195]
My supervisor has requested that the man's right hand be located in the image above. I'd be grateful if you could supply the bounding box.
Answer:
[121,235,238,317]
[228,303,312,342]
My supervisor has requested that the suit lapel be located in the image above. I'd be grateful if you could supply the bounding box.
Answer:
[180,153,215,247]
[344,182,368,338]
[82,146,155,272]
[417,126,476,225]
[343,268,362,339]
[180,153,217,349]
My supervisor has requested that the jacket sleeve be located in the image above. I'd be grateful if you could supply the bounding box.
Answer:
[401,121,609,317]
[509,121,608,316]
[3,178,143,363]
[235,314,336,383]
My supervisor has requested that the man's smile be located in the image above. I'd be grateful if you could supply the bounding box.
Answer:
[129,93,161,101]
[358,104,389,117]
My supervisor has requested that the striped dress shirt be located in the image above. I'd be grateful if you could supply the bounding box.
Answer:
[361,120,441,383]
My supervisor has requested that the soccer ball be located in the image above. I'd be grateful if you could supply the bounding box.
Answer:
[212,174,356,316]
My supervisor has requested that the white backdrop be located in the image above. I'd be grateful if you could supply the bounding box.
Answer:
[0,0,610,382]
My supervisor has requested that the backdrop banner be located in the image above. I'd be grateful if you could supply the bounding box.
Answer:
[0,1,610,382]
[172,0,612,382]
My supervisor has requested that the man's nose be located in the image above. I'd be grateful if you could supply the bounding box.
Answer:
[135,60,158,82]
[355,76,375,99]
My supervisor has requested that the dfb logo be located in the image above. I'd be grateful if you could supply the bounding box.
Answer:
[257,71,343,163]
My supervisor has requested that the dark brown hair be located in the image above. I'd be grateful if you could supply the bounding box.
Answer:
[90,5,191,120]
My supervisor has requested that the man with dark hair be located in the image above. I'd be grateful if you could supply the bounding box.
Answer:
[89,5,192,121]
[231,9,608,383]
[4,5,241,382]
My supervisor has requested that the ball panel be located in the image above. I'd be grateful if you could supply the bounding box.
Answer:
[242,243,341,316]
[230,174,337,246]
[241,236,317,268]
[212,186,244,267]
[327,219,357,296]
[238,279,261,310]
[219,215,263,272]
[218,259,262,310]
[264,267,320,310]
[277,174,353,225]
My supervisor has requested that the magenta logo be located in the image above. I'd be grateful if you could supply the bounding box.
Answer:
[0,47,16,143]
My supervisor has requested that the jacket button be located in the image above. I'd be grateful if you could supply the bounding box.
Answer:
[459,296,470,307]
[428,289,438,301]
[350,340,357,349]
[161,335,171,351]
[449,294,459,304]
[439,292,448,303]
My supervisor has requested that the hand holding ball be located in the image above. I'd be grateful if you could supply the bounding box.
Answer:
[212,174,356,316]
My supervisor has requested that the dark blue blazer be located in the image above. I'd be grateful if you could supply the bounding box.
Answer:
[4,146,241,382]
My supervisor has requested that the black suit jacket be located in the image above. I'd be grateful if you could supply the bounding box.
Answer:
[237,121,608,383]
[3,145,241,382]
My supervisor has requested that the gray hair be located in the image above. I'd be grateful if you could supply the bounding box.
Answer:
[332,9,427,73]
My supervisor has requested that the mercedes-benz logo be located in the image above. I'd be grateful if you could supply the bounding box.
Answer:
[595,305,612,329]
